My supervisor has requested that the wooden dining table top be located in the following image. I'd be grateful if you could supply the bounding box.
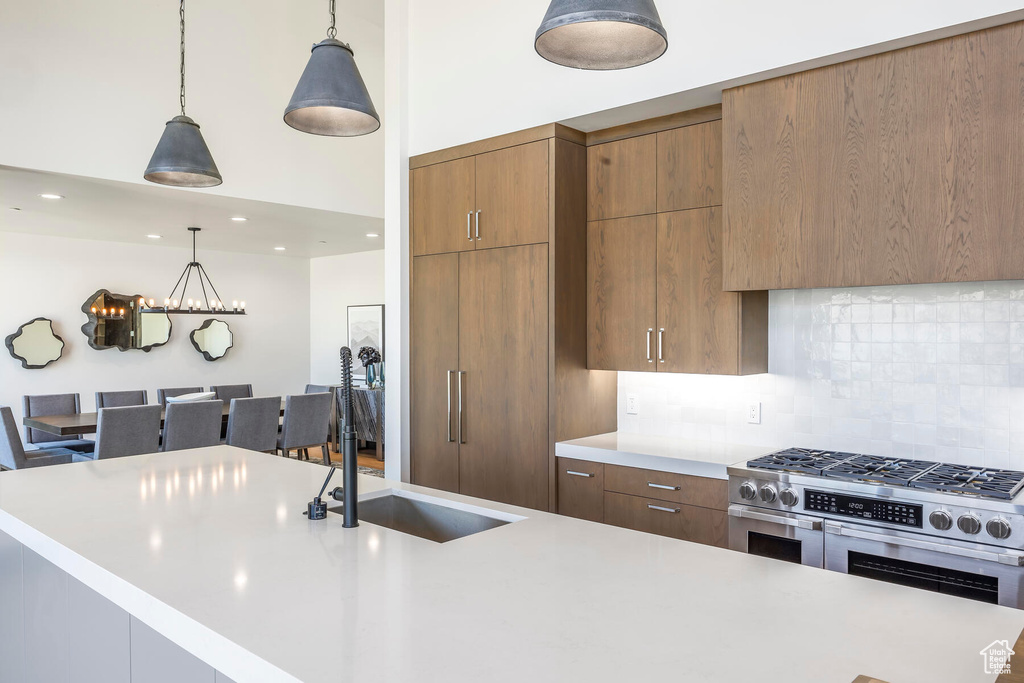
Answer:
[23,400,286,437]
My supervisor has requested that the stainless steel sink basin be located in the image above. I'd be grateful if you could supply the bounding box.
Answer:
[329,490,522,543]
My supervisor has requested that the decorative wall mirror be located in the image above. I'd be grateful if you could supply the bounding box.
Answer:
[81,290,171,352]
[190,319,233,361]
[5,318,65,369]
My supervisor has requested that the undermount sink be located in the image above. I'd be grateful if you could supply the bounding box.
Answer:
[329,489,523,543]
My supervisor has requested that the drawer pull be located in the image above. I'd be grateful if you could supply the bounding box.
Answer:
[566,470,595,478]
[647,482,680,491]
[647,504,680,513]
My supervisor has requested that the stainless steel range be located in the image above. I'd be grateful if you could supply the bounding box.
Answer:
[728,448,1024,608]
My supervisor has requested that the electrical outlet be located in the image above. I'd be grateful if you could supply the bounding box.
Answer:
[626,394,640,415]
[747,402,761,425]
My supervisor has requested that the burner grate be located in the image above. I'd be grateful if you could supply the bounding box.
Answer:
[747,448,857,475]
[824,455,939,487]
[909,464,1024,500]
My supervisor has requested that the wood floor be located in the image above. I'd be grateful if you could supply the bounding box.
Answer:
[325,448,384,471]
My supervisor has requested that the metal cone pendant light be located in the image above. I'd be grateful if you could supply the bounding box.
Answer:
[144,0,222,188]
[284,0,380,137]
[535,0,668,70]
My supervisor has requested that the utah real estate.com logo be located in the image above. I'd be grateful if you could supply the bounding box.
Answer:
[981,640,1014,675]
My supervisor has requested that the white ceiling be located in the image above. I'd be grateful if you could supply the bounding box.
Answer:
[0,165,384,258]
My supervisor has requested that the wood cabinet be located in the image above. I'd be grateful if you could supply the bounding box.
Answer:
[587,135,657,221]
[603,463,728,510]
[556,458,604,522]
[411,127,617,511]
[411,140,548,256]
[604,492,728,548]
[657,120,722,212]
[722,21,1024,290]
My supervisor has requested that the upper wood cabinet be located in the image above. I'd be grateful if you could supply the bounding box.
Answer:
[587,135,657,221]
[412,141,549,256]
[722,21,1024,291]
[657,120,722,212]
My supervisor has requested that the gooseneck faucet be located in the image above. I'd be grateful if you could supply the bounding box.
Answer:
[306,347,359,526]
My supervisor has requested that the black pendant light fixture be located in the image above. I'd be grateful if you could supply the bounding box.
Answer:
[144,0,222,188]
[140,228,246,315]
[284,0,380,137]
[535,0,668,70]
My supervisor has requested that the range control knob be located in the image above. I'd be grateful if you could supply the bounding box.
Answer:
[957,514,982,535]
[738,482,758,501]
[759,485,778,504]
[987,517,1013,540]
[929,510,953,531]
[779,489,799,507]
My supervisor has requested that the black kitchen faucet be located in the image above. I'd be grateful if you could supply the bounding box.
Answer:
[306,346,359,527]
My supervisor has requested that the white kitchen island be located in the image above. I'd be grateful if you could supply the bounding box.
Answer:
[0,445,1021,683]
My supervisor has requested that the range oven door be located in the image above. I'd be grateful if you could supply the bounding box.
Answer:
[728,504,824,568]
[824,521,1024,608]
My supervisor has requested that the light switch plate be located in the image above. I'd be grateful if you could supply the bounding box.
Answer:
[747,402,761,424]
[626,394,640,415]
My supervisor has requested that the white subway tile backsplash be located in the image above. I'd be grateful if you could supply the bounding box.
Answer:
[617,281,1024,470]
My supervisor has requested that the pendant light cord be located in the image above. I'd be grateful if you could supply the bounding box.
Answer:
[327,0,337,39]
[179,0,187,116]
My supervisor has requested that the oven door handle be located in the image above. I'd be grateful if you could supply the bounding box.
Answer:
[728,505,822,531]
[824,521,1024,567]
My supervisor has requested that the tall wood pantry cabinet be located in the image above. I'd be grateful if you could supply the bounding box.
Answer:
[410,125,617,511]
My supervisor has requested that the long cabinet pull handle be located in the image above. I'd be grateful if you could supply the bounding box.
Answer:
[658,328,665,363]
[475,210,481,240]
[648,504,680,513]
[566,470,595,478]
[646,328,653,363]
[457,371,466,444]
[467,212,472,240]
[647,482,680,491]
[446,370,454,443]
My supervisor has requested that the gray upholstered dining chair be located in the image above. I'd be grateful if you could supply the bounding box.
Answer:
[225,397,281,453]
[305,384,330,394]
[211,384,253,402]
[162,400,223,452]
[95,390,148,409]
[22,393,95,453]
[0,407,79,470]
[157,386,204,406]
[278,393,332,463]
[93,405,161,459]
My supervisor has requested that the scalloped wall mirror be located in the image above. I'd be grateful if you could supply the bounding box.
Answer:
[190,319,233,361]
[5,318,65,369]
[81,289,171,352]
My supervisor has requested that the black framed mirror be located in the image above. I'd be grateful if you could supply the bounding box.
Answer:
[5,318,65,369]
[190,319,233,361]
[81,289,171,352]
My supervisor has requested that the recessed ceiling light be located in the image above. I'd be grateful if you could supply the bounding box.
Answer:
[230,216,247,222]
[147,234,162,239]
[38,193,64,200]
[318,240,327,244]
[9,207,21,211]
[274,246,286,251]
[366,233,380,238]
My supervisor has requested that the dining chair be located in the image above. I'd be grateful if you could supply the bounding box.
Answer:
[305,384,330,394]
[162,400,223,452]
[0,407,78,470]
[278,393,333,463]
[94,405,161,459]
[225,397,281,453]
[157,387,204,406]
[95,390,149,409]
[210,384,253,402]
[22,393,95,453]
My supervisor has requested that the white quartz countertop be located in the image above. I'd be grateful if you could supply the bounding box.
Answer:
[0,446,1020,683]
[556,431,774,479]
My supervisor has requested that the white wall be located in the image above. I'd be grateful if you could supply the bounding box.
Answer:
[0,0,384,218]
[309,250,385,385]
[0,232,310,426]
[406,1,1024,154]
[618,282,1024,471]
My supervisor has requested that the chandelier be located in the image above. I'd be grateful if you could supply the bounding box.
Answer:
[141,228,246,315]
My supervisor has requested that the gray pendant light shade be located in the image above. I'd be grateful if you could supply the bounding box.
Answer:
[535,0,668,70]
[284,38,380,137]
[144,116,222,188]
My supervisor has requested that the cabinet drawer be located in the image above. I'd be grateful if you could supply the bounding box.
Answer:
[556,458,604,523]
[604,492,728,548]
[604,464,727,510]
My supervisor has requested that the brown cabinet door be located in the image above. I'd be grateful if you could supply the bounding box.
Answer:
[474,140,549,249]
[587,216,657,371]
[657,120,722,212]
[557,458,604,522]
[604,492,729,548]
[411,157,476,256]
[587,134,657,221]
[410,253,460,492]
[458,244,549,510]
[603,462,728,510]
[657,207,742,374]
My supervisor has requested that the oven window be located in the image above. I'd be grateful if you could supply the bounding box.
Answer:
[847,551,998,604]
[748,531,803,564]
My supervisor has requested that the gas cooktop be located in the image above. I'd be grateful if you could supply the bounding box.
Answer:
[747,448,1024,500]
